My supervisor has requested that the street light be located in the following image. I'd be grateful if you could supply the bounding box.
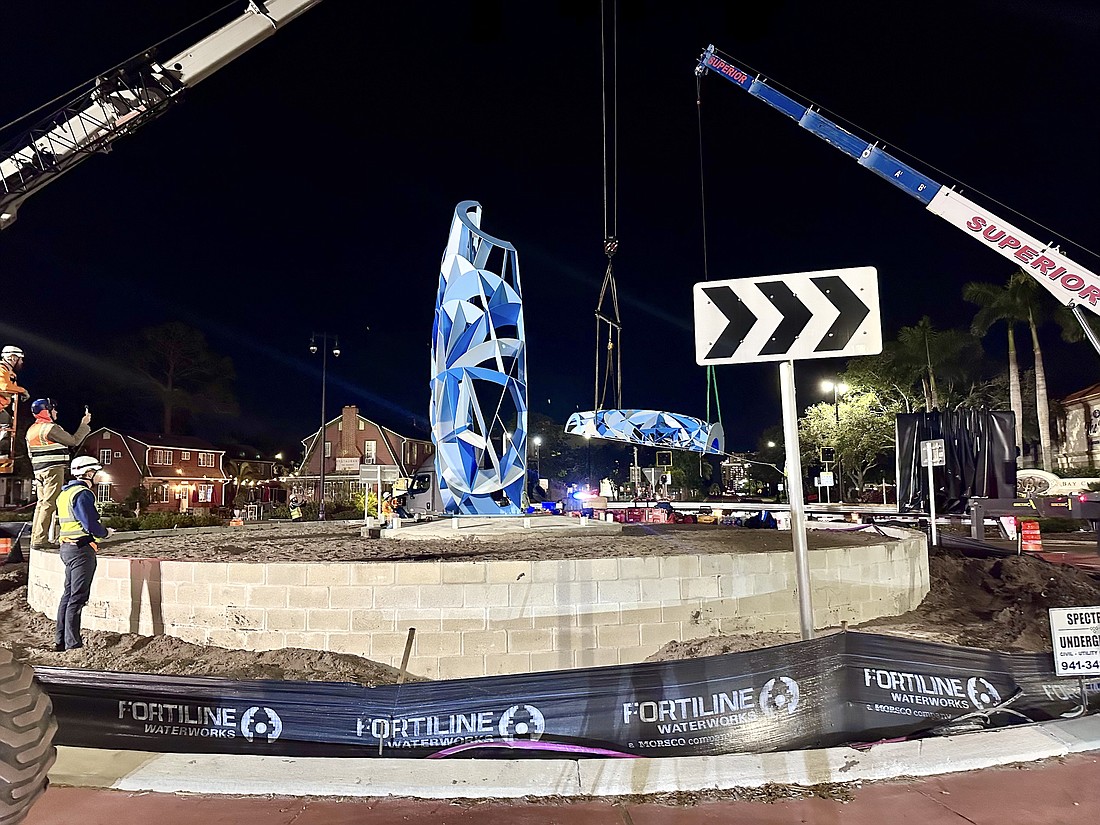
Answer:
[532,436,542,478]
[821,380,849,503]
[310,332,340,521]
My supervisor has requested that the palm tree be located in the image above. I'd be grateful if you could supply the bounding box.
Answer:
[965,270,1078,471]
[890,317,980,412]
[964,280,1025,460]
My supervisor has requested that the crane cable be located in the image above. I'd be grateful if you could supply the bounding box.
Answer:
[594,0,622,411]
[696,73,722,431]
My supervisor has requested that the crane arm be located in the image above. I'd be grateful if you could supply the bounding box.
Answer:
[0,0,324,230]
[696,45,1100,318]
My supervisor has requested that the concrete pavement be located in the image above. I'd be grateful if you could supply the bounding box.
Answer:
[21,715,1100,823]
[23,752,1100,824]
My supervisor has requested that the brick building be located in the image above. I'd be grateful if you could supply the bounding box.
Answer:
[1055,382,1100,470]
[224,446,288,509]
[80,429,228,512]
[289,405,433,503]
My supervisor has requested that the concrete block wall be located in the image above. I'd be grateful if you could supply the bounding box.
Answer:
[28,532,927,679]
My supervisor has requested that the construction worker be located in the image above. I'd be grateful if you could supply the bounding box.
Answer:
[26,399,92,552]
[289,495,303,522]
[54,456,113,651]
[0,345,30,472]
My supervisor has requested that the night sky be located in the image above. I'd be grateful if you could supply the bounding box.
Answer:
[3,0,1098,460]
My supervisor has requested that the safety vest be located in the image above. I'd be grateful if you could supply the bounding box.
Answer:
[57,483,94,544]
[0,362,20,410]
[27,418,69,473]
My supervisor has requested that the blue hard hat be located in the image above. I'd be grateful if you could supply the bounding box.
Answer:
[30,398,56,415]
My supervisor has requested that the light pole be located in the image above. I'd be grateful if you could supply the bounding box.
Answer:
[821,380,849,503]
[584,433,592,491]
[310,332,340,520]
[532,436,542,479]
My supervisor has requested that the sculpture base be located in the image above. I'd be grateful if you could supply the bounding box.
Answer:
[382,515,622,541]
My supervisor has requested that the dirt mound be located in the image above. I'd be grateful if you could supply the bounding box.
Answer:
[0,564,414,685]
[871,546,1100,652]
[649,546,1100,661]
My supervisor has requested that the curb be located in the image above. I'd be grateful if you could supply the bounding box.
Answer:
[48,715,1100,799]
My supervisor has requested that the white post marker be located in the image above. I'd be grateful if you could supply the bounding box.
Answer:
[780,360,814,640]
[920,439,946,546]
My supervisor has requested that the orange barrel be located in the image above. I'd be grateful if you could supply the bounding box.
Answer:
[1020,520,1043,553]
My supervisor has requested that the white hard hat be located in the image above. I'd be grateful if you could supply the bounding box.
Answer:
[1,345,24,358]
[71,455,103,476]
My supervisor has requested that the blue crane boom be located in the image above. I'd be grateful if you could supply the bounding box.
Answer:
[696,45,1100,329]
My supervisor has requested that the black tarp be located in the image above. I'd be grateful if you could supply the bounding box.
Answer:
[896,410,1017,515]
[33,632,1098,759]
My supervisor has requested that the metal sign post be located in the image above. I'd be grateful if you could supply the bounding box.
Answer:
[693,266,883,644]
[780,360,814,640]
[920,439,946,546]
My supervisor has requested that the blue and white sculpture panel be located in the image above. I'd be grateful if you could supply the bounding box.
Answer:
[565,409,725,455]
[430,201,528,515]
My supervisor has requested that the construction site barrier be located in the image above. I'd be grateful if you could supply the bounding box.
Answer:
[33,632,1098,759]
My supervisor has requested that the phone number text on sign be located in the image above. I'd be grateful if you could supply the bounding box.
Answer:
[1049,607,1100,677]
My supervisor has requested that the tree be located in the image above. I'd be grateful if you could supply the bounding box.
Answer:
[799,386,899,496]
[124,484,150,518]
[964,277,1026,459]
[964,269,1079,471]
[118,323,238,434]
[889,317,986,411]
[849,320,998,413]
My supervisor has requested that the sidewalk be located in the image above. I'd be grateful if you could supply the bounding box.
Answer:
[22,752,1100,824]
[23,715,1100,823]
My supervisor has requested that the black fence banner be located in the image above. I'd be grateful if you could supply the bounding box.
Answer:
[896,410,1016,514]
[34,632,1098,759]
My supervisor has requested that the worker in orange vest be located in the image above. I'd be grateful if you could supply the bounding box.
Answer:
[0,345,30,473]
[26,399,92,553]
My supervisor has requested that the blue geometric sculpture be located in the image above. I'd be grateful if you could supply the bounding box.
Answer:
[565,409,725,455]
[430,201,527,515]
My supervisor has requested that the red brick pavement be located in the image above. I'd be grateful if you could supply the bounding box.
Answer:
[24,752,1099,824]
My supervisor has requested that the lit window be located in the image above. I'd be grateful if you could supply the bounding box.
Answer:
[324,441,332,458]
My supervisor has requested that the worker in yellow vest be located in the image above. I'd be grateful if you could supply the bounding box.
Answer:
[54,456,113,651]
[26,398,92,552]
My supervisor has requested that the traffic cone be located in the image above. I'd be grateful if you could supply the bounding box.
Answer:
[1020,520,1043,553]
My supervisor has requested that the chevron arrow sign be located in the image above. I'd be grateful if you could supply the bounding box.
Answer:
[693,266,882,365]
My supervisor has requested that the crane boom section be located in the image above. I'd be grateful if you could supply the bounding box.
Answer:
[0,0,324,229]
[163,0,325,87]
[697,46,1100,316]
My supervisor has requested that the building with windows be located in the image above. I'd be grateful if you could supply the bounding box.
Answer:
[223,446,288,510]
[1054,382,1100,471]
[288,405,433,504]
[80,429,228,511]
